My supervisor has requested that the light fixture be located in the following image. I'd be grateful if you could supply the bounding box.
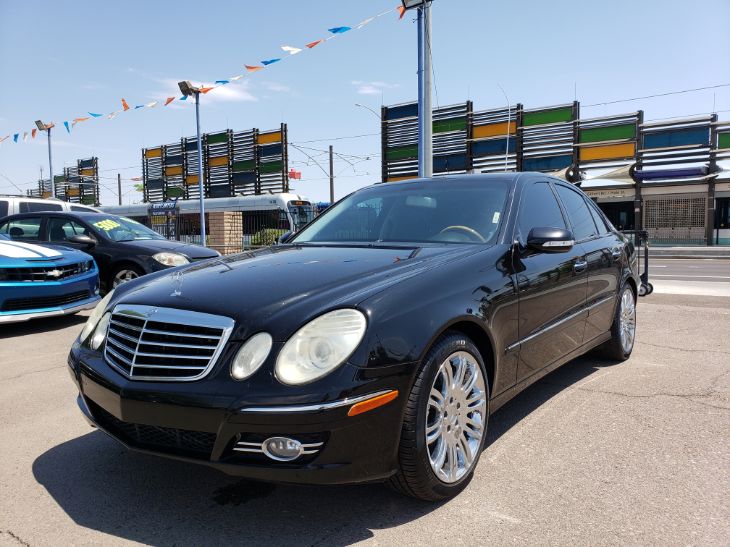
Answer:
[178,80,198,97]
[401,0,428,9]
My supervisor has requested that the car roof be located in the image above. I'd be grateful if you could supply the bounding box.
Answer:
[1,211,119,221]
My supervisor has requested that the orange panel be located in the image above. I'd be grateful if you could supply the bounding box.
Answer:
[79,168,95,176]
[579,142,636,162]
[165,165,183,176]
[145,147,162,158]
[472,121,517,139]
[257,131,282,145]
[185,174,199,185]
[387,175,417,182]
[67,187,80,196]
[208,155,229,167]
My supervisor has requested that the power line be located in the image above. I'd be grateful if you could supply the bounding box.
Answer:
[583,83,730,107]
[290,132,379,144]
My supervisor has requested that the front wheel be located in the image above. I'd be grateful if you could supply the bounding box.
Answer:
[110,264,144,289]
[601,284,637,361]
[388,333,489,501]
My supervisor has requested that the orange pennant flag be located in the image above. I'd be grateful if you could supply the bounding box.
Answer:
[164,96,175,106]
[397,6,406,19]
[245,65,263,72]
[121,98,130,111]
[73,117,90,124]
[31,128,37,139]
[306,39,324,49]
[199,86,214,94]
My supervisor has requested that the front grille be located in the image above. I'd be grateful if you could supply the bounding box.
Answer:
[1,290,90,312]
[88,400,216,459]
[0,261,93,282]
[104,304,234,381]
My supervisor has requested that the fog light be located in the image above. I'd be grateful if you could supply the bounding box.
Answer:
[262,436,303,461]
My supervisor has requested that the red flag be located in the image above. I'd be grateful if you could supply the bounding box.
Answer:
[306,39,324,49]
[397,6,406,19]
[73,117,90,124]
[121,98,130,111]
[245,65,263,72]
[164,96,175,106]
[288,168,301,180]
[31,128,37,139]
[199,86,214,94]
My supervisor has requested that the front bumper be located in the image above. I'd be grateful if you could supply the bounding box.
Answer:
[68,346,414,485]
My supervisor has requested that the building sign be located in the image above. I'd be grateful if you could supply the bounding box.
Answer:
[584,189,632,199]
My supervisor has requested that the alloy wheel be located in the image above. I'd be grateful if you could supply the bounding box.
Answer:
[113,269,139,288]
[619,288,636,354]
[425,351,487,484]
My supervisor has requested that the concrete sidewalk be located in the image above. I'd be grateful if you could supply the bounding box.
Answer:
[648,246,730,259]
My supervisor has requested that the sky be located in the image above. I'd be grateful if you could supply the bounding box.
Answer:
[1,0,729,205]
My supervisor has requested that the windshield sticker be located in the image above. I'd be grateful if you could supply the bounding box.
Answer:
[93,219,122,231]
[492,212,500,224]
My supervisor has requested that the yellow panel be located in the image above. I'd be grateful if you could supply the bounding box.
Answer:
[42,191,51,198]
[185,174,199,185]
[165,165,183,176]
[387,175,417,182]
[472,121,517,139]
[579,142,635,162]
[209,155,229,167]
[257,131,282,145]
[145,147,162,158]
[79,168,95,176]
[67,187,80,196]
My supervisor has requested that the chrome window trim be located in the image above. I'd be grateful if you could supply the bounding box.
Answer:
[104,304,234,382]
[506,294,615,352]
[238,389,393,414]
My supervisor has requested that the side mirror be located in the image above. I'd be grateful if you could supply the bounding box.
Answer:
[68,234,97,247]
[276,231,293,245]
[526,227,574,253]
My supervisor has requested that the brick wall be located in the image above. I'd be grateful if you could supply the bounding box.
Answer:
[208,211,243,255]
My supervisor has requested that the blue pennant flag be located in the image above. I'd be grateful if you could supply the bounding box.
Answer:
[63,121,71,133]
[328,26,351,34]
[13,133,18,143]
[261,58,281,65]
[88,112,103,117]
[134,104,144,109]
[180,95,188,101]
[215,79,230,85]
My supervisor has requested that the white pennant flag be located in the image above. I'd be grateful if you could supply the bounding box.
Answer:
[230,75,244,81]
[356,17,375,28]
[146,101,158,108]
[108,112,118,119]
[23,132,28,142]
[281,45,302,55]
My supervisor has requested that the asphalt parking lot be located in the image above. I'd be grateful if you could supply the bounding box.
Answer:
[1,292,729,546]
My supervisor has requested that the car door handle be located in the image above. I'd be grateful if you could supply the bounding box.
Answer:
[573,259,588,273]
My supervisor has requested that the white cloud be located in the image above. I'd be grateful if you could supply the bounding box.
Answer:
[351,80,400,95]
[262,81,290,93]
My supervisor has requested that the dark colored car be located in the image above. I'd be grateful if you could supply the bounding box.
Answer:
[67,173,639,501]
[0,212,219,292]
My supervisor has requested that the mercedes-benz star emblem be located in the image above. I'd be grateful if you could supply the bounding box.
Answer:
[170,271,184,297]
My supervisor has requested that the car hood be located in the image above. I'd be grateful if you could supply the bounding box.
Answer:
[111,238,220,259]
[113,243,479,340]
[0,239,92,267]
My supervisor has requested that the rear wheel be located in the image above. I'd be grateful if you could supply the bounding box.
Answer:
[388,332,489,501]
[601,284,637,361]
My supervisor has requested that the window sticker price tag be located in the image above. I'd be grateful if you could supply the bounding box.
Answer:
[93,219,121,231]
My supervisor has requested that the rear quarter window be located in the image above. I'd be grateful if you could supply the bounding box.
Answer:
[19,201,63,212]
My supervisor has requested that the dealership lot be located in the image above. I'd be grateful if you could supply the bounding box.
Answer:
[1,292,728,546]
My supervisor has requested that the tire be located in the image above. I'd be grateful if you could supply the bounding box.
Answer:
[601,284,637,361]
[388,332,490,501]
[110,263,145,289]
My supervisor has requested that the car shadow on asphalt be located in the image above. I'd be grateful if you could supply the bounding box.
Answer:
[0,313,87,339]
[32,353,618,546]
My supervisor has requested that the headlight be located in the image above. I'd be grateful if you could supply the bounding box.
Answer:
[231,332,273,381]
[80,289,115,342]
[275,309,367,385]
[153,252,189,267]
[90,313,111,350]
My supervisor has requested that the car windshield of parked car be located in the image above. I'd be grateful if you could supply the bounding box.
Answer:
[89,216,165,242]
[292,180,510,245]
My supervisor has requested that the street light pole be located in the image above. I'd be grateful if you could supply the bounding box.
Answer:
[194,90,206,247]
[47,126,55,198]
[416,1,433,178]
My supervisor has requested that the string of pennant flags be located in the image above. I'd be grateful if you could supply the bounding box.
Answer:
[0,5,407,146]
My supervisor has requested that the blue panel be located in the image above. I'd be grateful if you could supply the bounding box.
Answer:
[78,158,95,169]
[385,103,418,121]
[433,154,467,173]
[209,184,231,198]
[522,154,573,172]
[259,143,283,158]
[643,127,710,149]
[146,178,164,190]
[232,171,256,184]
[185,140,199,152]
[165,154,183,165]
[634,166,708,181]
[472,137,516,157]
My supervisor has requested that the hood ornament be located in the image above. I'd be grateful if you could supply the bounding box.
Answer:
[170,270,184,297]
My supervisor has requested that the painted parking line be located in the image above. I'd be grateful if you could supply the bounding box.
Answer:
[651,274,730,279]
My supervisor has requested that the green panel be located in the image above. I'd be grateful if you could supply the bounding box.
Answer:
[433,118,467,133]
[166,187,184,198]
[232,160,256,172]
[206,132,229,145]
[54,175,66,183]
[386,145,418,161]
[523,107,573,127]
[579,123,635,144]
[81,195,96,205]
[719,133,730,149]
[259,161,283,174]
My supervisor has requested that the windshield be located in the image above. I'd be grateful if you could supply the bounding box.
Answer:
[90,216,166,242]
[292,179,510,245]
[287,201,315,231]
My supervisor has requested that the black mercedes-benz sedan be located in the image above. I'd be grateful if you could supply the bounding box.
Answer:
[67,173,639,501]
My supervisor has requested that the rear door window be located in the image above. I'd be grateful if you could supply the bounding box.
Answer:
[0,217,43,240]
[0,200,8,218]
[19,201,63,213]
[555,185,598,241]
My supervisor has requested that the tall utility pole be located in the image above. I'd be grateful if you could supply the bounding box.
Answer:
[329,145,335,203]
[417,1,433,178]
[178,81,207,247]
[117,173,122,206]
[47,126,55,198]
